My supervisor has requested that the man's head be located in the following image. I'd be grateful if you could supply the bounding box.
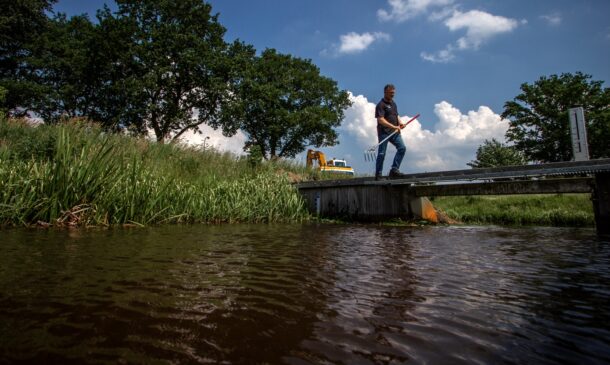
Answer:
[383,84,395,101]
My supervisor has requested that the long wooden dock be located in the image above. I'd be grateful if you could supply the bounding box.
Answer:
[296,159,610,235]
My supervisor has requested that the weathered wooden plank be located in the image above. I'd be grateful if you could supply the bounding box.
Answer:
[299,186,410,221]
[389,158,610,181]
[296,158,610,189]
[410,177,593,197]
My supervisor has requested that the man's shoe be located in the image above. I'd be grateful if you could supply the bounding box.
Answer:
[375,174,386,181]
[389,169,407,178]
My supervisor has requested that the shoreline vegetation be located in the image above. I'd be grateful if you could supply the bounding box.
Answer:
[0,117,312,227]
[1,118,595,229]
[432,195,594,228]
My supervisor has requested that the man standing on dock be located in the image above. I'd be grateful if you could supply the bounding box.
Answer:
[375,84,407,180]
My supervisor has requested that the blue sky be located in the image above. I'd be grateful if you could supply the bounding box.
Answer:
[53,0,610,174]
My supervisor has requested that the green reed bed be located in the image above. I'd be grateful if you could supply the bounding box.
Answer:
[0,119,309,227]
[432,194,594,227]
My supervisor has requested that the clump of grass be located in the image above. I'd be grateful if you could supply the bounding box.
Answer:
[0,117,309,227]
[0,118,58,161]
[432,194,594,227]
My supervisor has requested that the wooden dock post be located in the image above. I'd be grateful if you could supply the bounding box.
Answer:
[593,173,610,236]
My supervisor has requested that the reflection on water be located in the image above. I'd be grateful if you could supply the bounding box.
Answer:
[1,224,609,364]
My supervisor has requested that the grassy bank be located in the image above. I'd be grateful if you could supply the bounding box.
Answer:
[1,118,596,229]
[432,194,594,227]
[0,118,312,227]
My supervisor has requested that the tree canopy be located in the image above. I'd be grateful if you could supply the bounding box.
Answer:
[218,49,352,159]
[467,138,526,168]
[27,14,100,122]
[502,72,610,162]
[0,0,56,114]
[0,0,353,158]
[94,0,255,142]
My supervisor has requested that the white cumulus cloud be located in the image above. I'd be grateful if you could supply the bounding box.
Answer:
[177,124,248,156]
[338,93,509,172]
[331,32,391,55]
[403,101,510,171]
[378,0,455,23]
[422,9,520,63]
[447,10,520,49]
[340,92,379,146]
[421,45,456,63]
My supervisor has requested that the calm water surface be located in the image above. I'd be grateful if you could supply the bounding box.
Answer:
[1,224,609,364]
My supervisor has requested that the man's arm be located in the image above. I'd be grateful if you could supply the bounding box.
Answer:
[377,117,401,132]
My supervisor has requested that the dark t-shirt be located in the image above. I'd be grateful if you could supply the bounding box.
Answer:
[375,98,399,133]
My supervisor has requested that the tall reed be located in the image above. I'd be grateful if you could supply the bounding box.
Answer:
[0,119,309,226]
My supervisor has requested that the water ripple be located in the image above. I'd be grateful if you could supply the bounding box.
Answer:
[0,224,609,364]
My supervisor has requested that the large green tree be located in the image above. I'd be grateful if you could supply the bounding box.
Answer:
[218,48,352,160]
[502,72,610,162]
[96,0,254,142]
[27,14,100,122]
[0,0,56,114]
[467,138,526,168]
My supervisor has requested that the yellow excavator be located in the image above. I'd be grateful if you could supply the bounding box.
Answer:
[306,149,355,176]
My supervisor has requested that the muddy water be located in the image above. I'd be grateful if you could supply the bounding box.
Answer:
[1,224,609,364]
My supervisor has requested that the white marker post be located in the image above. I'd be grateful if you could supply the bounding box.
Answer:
[568,107,589,161]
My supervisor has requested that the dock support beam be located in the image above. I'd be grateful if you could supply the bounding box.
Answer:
[593,173,610,236]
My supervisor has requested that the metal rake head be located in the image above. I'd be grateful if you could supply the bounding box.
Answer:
[363,113,421,164]
[364,148,377,162]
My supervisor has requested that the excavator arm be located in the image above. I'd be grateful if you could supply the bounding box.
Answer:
[306,149,327,168]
